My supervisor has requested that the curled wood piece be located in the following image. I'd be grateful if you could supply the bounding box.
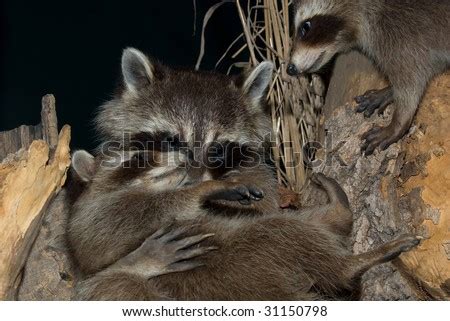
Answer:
[0,95,71,300]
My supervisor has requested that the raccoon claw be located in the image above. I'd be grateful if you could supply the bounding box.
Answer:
[209,184,265,205]
[248,186,265,200]
[235,185,265,204]
[361,125,400,156]
[145,226,215,257]
[355,88,393,117]
[397,236,421,252]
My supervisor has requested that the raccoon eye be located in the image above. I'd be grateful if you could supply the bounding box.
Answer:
[130,151,146,163]
[213,144,225,158]
[208,142,227,160]
[160,134,182,151]
[168,136,181,150]
[300,21,312,38]
[126,151,148,168]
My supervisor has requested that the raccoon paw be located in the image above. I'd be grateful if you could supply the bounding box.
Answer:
[361,124,403,156]
[123,226,217,279]
[235,185,265,205]
[207,183,265,205]
[380,235,422,262]
[355,87,393,118]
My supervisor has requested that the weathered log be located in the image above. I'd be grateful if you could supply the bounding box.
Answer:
[0,95,71,300]
[302,52,449,300]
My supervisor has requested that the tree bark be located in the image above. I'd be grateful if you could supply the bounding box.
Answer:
[301,52,450,300]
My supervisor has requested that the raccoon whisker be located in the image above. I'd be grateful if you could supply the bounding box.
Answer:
[309,51,326,73]
[176,171,190,187]
[222,169,242,179]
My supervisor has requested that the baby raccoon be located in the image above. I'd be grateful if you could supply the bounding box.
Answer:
[288,0,450,155]
[67,47,280,289]
[68,148,277,275]
[67,48,421,300]
[93,47,279,213]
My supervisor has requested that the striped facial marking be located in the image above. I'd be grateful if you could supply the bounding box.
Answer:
[296,15,346,47]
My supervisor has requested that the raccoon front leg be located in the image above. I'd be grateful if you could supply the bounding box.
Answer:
[75,273,168,300]
[297,173,353,238]
[105,226,217,279]
[74,226,216,300]
[69,179,264,272]
[355,86,394,117]
[361,71,428,155]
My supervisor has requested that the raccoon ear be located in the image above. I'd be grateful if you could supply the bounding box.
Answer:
[72,150,96,182]
[121,47,154,92]
[241,61,274,110]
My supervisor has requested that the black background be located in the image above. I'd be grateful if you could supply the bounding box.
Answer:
[0,0,245,150]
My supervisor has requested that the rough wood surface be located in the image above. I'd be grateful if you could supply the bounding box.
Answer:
[18,189,76,300]
[302,52,450,300]
[0,94,58,162]
[0,96,71,300]
[40,95,59,149]
[399,73,450,299]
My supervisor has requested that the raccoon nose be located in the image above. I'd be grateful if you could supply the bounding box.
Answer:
[287,63,299,76]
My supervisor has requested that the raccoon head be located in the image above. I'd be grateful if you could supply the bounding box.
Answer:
[97,48,274,143]
[93,48,274,191]
[287,0,358,75]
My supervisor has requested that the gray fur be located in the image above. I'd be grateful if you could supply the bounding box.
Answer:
[67,49,421,300]
[122,47,154,93]
[71,150,95,182]
[96,49,273,145]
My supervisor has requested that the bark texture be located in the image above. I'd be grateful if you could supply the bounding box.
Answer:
[301,52,450,300]
[17,189,76,300]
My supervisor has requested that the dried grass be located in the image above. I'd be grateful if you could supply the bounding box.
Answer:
[197,0,325,192]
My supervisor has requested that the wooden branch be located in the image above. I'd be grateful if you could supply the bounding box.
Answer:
[0,95,71,300]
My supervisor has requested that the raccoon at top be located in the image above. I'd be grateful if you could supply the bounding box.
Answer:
[96,48,274,147]
[288,0,450,155]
